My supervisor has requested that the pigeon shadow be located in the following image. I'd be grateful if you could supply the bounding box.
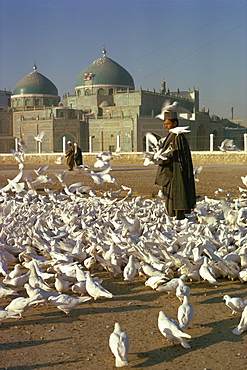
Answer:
[2,359,81,370]
[0,336,71,351]
[1,300,162,328]
[131,346,169,368]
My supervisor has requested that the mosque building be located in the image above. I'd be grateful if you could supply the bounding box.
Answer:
[0,49,245,153]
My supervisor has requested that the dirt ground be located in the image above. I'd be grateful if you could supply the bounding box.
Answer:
[0,163,247,370]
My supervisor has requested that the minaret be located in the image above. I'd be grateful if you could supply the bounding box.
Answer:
[161,79,166,94]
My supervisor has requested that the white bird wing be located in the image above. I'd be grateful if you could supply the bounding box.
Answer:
[90,171,104,184]
[169,126,191,135]
[121,185,132,197]
[146,132,158,148]
[232,306,247,335]
[241,175,247,187]
[86,275,113,299]
[178,299,194,329]
[101,173,118,184]
[10,149,24,164]
[55,171,67,186]
[194,166,203,182]
[68,182,84,193]
[34,164,49,176]
[158,311,191,348]
[109,324,129,366]
[34,131,45,141]
[55,156,65,164]
[199,264,218,285]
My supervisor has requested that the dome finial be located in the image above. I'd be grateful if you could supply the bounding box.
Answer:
[102,46,106,57]
[33,61,37,71]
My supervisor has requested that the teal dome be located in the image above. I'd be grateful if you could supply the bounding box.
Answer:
[13,67,58,96]
[75,56,135,89]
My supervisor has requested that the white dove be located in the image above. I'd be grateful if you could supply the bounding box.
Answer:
[145,275,169,290]
[10,148,25,166]
[169,126,191,135]
[156,100,192,120]
[34,164,49,176]
[5,297,43,316]
[55,170,68,187]
[156,275,187,297]
[194,166,203,182]
[54,273,71,294]
[223,295,247,315]
[0,308,21,325]
[109,322,130,368]
[48,294,91,315]
[199,257,219,285]
[85,273,113,300]
[218,139,240,152]
[232,306,247,335]
[71,280,87,295]
[55,156,65,164]
[0,284,19,299]
[145,132,158,150]
[25,284,59,303]
[8,264,23,279]
[241,175,247,187]
[158,311,191,348]
[123,255,136,282]
[113,147,122,157]
[175,279,190,302]
[64,182,84,196]
[3,271,31,291]
[177,295,194,329]
[121,185,132,197]
[34,131,45,142]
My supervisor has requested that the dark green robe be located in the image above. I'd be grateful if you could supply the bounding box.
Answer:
[155,132,196,217]
[74,146,83,166]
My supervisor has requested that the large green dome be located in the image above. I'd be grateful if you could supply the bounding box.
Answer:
[13,66,58,96]
[75,55,135,89]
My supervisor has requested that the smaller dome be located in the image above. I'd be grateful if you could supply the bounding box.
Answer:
[13,65,58,96]
[211,114,220,121]
[100,100,110,107]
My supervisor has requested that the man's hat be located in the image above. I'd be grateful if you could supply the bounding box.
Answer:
[74,143,77,146]
[164,111,177,120]
[67,140,72,144]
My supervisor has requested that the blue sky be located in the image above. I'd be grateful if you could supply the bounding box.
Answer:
[0,0,246,119]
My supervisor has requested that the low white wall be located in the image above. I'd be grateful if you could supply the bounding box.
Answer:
[0,152,247,165]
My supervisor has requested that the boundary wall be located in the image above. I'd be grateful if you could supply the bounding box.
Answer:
[0,152,247,165]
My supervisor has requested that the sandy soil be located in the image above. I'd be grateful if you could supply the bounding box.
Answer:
[0,163,247,370]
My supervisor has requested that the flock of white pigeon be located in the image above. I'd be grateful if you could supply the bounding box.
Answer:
[1,135,247,367]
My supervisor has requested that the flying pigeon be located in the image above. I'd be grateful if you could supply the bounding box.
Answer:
[218,139,240,152]
[34,131,45,142]
[156,100,192,120]
[193,166,203,182]
[55,156,65,165]
[169,126,191,135]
